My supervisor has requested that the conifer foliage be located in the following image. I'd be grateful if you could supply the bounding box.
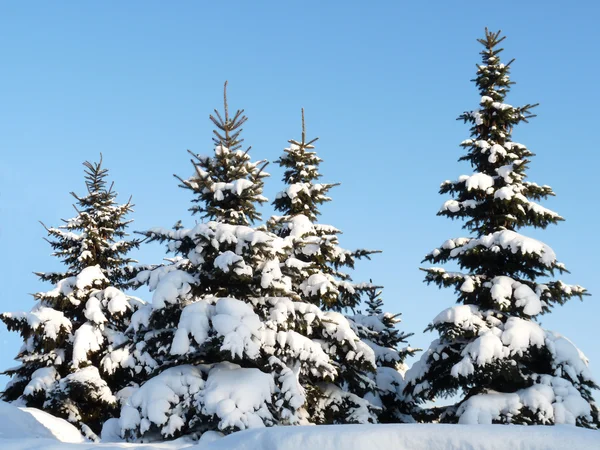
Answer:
[37,158,139,287]
[176,81,269,226]
[1,157,143,440]
[116,87,378,441]
[405,29,599,428]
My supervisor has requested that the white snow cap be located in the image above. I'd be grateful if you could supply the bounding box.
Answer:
[435,230,557,267]
[119,363,275,437]
[457,375,593,426]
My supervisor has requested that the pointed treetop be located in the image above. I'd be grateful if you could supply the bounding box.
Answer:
[301,107,306,144]
[37,155,138,286]
[365,284,384,316]
[289,108,319,150]
[271,109,340,221]
[471,28,529,111]
[209,81,248,151]
[71,154,111,201]
[176,82,269,225]
[478,28,506,54]
[224,80,229,122]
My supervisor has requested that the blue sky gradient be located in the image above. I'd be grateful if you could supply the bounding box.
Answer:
[1,1,599,398]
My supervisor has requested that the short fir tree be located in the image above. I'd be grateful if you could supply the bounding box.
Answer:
[349,284,419,423]
[1,157,143,439]
[404,30,599,428]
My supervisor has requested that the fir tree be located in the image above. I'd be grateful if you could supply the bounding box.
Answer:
[1,157,143,439]
[349,284,419,423]
[265,110,385,423]
[116,86,378,441]
[404,29,599,429]
[268,109,379,311]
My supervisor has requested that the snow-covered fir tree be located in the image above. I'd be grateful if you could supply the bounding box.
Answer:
[114,86,378,442]
[1,157,143,440]
[404,29,599,429]
[268,109,378,311]
[265,110,386,422]
[349,284,419,423]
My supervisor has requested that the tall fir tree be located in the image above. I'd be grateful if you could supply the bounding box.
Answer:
[404,29,599,428]
[1,157,143,439]
[349,284,419,423]
[114,86,378,442]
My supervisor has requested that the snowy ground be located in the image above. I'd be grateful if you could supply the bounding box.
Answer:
[2,401,599,450]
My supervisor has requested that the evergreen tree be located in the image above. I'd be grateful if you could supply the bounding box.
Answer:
[349,284,419,423]
[268,109,378,311]
[404,29,599,428]
[1,157,143,439]
[115,86,378,441]
[265,110,385,423]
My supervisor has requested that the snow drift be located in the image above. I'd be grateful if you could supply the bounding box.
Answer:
[202,424,600,450]
[0,400,84,443]
[2,401,600,450]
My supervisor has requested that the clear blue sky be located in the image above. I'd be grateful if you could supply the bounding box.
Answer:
[1,1,599,398]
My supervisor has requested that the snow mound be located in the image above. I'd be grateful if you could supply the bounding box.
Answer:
[0,401,84,443]
[22,407,86,443]
[197,423,600,450]
[457,375,592,426]
[1,410,599,450]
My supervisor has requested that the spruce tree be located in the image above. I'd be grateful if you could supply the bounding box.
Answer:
[116,86,378,441]
[1,157,143,439]
[349,284,419,423]
[404,29,599,428]
[268,109,378,311]
[265,110,385,423]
